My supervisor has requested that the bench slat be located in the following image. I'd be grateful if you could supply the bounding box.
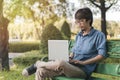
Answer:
[52,76,85,80]
[107,40,120,58]
[94,63,120,77]
[52,76,107,80]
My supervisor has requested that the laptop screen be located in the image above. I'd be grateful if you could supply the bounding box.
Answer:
[48,40,69,61]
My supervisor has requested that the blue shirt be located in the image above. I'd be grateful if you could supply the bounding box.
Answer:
[71,27,107,77]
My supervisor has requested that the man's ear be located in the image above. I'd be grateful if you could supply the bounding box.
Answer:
[88,20,91,23]
[87,20,91,25]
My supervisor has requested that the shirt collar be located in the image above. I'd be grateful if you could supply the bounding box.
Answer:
[78,27,95,36]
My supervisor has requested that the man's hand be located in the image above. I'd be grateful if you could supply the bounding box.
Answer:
[69,59,84,65]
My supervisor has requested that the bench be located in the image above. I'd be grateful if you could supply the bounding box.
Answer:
[41,40,120,80]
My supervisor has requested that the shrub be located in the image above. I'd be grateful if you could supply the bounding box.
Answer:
[13,50,47,66]
[9,41,40,52]
[40,24,63,54]
[61,21,71,40]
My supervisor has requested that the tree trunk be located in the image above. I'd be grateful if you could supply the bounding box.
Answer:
[0,0,9,70]
[101,9,107,37]
[0,17,9,71]
[100,0,107,38]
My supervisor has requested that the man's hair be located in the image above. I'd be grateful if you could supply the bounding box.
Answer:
[75,7,93,26]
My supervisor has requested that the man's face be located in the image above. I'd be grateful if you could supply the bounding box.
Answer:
[75,19,90,31]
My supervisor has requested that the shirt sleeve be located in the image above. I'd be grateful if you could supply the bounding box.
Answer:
[96,32,107,58]
[71,34,79,54]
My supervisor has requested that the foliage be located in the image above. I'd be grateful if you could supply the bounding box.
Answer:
[106,21,120,38]
[13,50,47,66]
[61,21,71,40]
[3,0,69,25]
[8,22,41,40]
[40,24,63,54]
[93,19,120,39]
[79,0,119,37]
[4,0,73,41]
[9,41,40,52]
[4,0,32,21]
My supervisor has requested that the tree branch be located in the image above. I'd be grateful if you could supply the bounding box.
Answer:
[106,0,118,11]
[89,0,101,9]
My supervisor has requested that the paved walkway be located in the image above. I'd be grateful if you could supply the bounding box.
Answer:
[9,53,24,67]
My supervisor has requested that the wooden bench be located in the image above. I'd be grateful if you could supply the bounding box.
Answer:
[41,40,120,80]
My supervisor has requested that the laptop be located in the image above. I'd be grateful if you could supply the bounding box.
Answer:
[48,40,69,61]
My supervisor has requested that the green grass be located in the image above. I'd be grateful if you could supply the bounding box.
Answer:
[0,65,35,80]
[0,50,46,80]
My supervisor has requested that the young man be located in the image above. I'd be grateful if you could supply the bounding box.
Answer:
[22,7,107,80]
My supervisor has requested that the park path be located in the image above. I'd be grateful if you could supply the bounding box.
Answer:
[9,53,24,67]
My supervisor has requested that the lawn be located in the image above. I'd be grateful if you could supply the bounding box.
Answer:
[0,65,35,80]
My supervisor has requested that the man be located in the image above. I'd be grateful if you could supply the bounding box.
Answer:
[22,7,107,80]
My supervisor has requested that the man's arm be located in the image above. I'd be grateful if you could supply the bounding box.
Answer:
[82,54,104,65]
[71,54,105,65]
[69,53,74,60]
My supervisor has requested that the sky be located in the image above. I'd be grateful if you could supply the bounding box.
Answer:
[106,10,120,22]
[69,0,120,22]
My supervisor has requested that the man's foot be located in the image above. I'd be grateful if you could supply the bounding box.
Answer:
[22,64,37,77]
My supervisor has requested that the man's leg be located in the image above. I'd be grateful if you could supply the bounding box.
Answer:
[22,60,63,77]
[35,67,62,80]
[35,60,86,79]
[22,64,37,76]
[58,60,86,78]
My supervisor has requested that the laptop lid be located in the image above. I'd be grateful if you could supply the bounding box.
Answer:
[48,40,69,61]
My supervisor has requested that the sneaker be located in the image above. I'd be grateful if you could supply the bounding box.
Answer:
[22,64,37,76]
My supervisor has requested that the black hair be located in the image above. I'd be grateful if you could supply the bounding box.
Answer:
[75,7,93,26]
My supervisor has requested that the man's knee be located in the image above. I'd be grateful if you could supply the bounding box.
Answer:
[35,61,46,68]
[57,60,68,67]
[36,68,46,77]
[35,68,47,80]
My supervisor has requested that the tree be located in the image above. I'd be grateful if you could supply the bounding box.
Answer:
[4,0,69,39]
[87,0,118,38]
[0,0,71,70]
[40,24,63,54]
[61,21,71,40]
[0,0,9,70]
